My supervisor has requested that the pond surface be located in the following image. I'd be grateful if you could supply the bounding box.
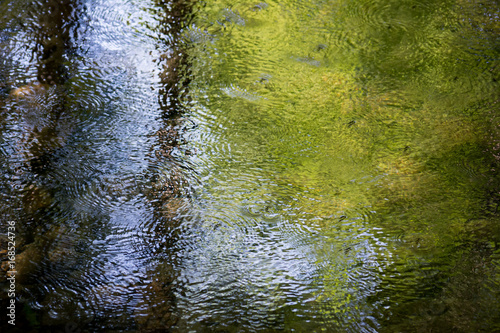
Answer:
[1,0,499,332]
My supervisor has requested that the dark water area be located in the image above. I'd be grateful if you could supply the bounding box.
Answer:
[0,0,499,332]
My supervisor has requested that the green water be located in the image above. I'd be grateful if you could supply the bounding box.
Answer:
[178,0,500,331]
[0,0,499,331]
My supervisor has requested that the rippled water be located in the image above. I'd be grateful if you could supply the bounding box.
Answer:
[1,0,499,332]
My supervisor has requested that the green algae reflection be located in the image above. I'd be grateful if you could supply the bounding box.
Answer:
[173,0,500,331]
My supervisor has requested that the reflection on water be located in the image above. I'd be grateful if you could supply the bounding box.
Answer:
[1,0,499,332]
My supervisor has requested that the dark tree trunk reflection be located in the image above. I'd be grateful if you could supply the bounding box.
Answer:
[137,0,197,331]
[1,1,84,332]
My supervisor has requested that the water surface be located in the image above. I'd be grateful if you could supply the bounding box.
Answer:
[1,0,499,332]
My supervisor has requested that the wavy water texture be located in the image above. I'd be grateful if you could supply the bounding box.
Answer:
[0,0,181,330]
[174,0,500,331]
[1,0,499,332]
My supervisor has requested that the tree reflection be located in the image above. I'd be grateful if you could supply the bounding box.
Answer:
[1,0,84,331]
[137,0,196,331]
